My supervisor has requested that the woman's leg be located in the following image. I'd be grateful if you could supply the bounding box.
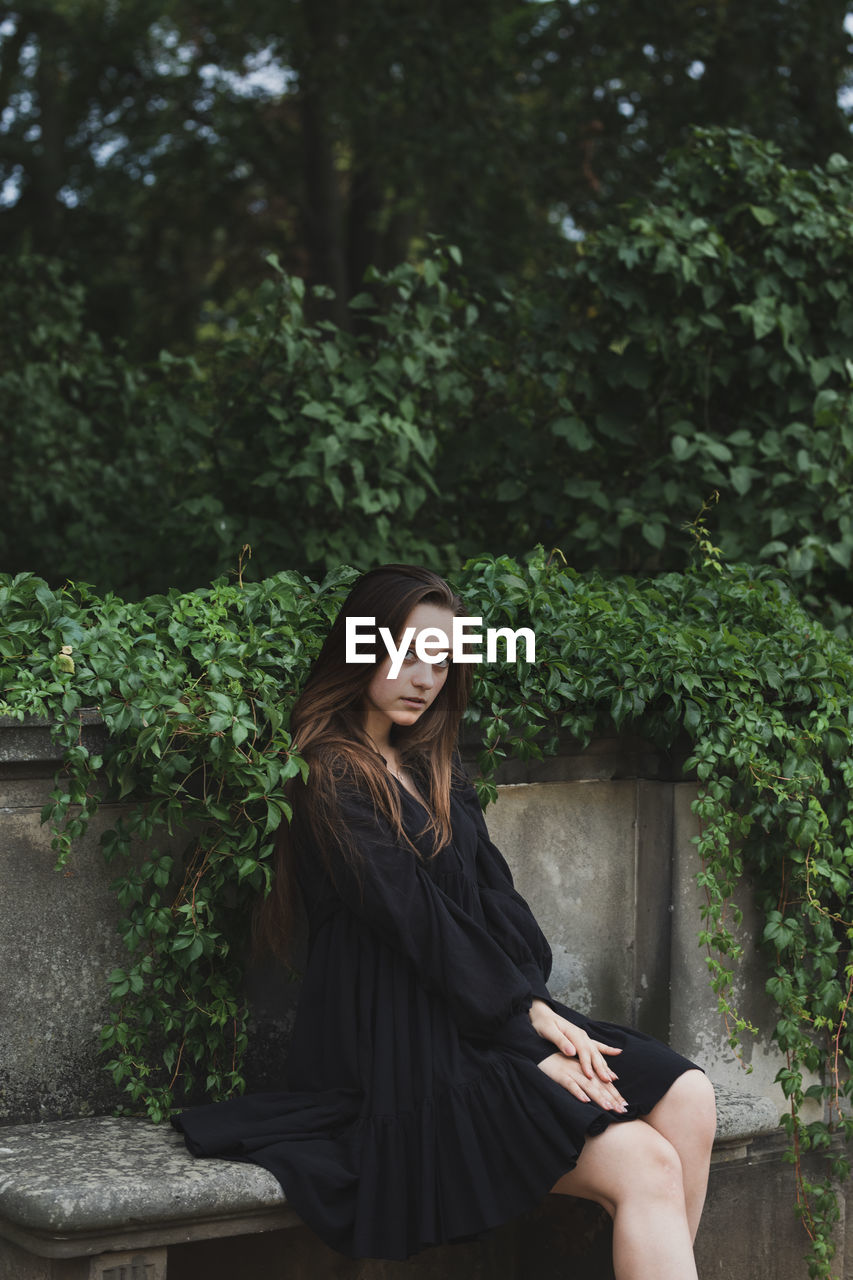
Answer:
[640,1069,717,1240]
[549,1121,698,1280]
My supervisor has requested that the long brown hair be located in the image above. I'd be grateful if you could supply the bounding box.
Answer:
[255,564,473,960]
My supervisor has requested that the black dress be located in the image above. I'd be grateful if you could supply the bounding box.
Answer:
[173,765,699,1260]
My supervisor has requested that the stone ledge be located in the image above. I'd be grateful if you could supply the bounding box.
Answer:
[0,1117,296,1259]
[709,1083,779,1146]
[709,1087,782,1165]
[459,730,692,783]
[0,712,108,770]
[0,1085,781,1261]
[0,717,692,784]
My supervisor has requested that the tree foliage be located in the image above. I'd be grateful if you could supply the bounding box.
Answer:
[1,1,851,354]
[444,129,853,626]
[2,541,853,1276]
[3,130,853,626]
[0,247,461,595]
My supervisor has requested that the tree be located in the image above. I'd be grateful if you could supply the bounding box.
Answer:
[431,130,853,626]
[520,0,853,230]
[2,2,851,356]
[5,132,853,625]
[0,249,459,596]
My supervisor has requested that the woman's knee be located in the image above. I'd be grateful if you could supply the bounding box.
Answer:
[552,1120,684,1213]
[629,1124,685,1201]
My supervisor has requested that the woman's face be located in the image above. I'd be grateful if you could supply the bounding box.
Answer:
[361,601,454,743]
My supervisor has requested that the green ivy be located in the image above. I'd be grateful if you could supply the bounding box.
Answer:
[2,541,853,1277]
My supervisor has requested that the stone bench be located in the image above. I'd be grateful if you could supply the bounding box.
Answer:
[0,1086,780,1280]
[0,1116,296,1279]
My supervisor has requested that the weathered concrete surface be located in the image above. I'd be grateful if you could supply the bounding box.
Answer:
[0,1116,289,1244]
[0,793,138,1124]
[483,778,674,1041]
[485,780,639,1020]
[0,1239,167,1279]
[0,781,192,1124]
[710,1083,778,1144]
[0,713,199,1124]
[0,713,107,766]
[0,1237,91,1279]
[670,782,814,1115]
[696,1134,845,1280]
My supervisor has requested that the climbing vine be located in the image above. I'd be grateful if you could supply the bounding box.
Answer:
[1,540,852,1277]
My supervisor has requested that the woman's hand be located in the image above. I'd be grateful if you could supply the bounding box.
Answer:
[528,998,622,1084]
[537,1052,628,1111]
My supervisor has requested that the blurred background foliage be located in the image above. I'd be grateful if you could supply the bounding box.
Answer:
[2,0,853,621]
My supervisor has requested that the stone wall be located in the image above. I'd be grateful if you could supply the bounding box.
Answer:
[0,718,787,1121]
[0,714,193,1122]
[0,717,838,1278]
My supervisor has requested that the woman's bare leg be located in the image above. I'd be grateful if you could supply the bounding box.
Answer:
[641,1069,717,1240]
[549,1121,698,1280]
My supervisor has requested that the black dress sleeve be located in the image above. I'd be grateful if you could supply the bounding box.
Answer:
[453,772,554,1004]
[322,786,537,1041]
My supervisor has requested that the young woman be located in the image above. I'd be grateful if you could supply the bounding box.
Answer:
[173,564,716,1277]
